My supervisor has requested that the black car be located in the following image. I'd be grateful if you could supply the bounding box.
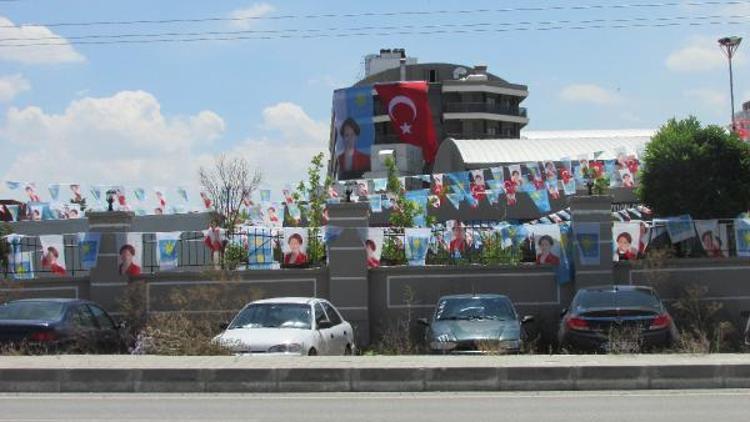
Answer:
[0,298,126,353]
[418,294,534,354]
[558,285,678,352]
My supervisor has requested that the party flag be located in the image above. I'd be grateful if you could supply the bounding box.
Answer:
[133,187,146,202]
[367,194,382,213]
[155,232,181,270]
[5,181,21,191]
[574,222,601,266]
[405,228,431,266]
[365,228,384,269]
[260,189,271,203]
[665,215,695,244]
[48,184,60,202]
[528,189,551,213]
[176,186,189,203]
[247,227,276,269]
[77,232,102,271]
[40,235,66,276]
[10,251,34,280]
[372,178,387,192]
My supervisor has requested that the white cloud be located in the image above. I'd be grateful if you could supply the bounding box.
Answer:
[684,88,727,107]
[214,102,329,193]
[559,83,622,105]
[0,74,30,102]
[666,36,745,73]
[228,3,275,29]
[0,90,225,189]
[0,16,84,64]
[0,92,328,203]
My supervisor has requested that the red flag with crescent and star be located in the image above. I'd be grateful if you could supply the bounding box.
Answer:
[374,81,438,163]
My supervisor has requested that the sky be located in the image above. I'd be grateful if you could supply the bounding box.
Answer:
[0,0,747,205]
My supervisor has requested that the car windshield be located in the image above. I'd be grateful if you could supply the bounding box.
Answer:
[0,301,65,321]
[228,303,312,330]
[575,289,661,310]
[435,297,515,321]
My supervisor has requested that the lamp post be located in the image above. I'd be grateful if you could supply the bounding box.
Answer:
[718,36,742,132]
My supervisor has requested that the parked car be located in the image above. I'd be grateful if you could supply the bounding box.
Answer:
[558,285,678,352]
[0,298,126,353]
[213,297,355,356]
[417,294,534,354]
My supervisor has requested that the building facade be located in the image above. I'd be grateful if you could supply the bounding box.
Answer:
[330,50,529,180]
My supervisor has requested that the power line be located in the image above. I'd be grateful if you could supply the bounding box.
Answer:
[0,14,744,43]
[0,0,746,28]
[0,13,745,44]
[0,17,745,47]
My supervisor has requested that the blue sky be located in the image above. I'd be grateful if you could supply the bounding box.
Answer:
[0,0,747,203]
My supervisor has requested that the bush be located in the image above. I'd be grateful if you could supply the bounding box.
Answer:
[223,243,247,270]
[638,117,750,218]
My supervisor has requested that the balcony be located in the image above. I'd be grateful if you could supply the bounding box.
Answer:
[445,133,516,140]
[444,102,526,117]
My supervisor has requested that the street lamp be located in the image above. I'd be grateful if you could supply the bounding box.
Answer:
[718,36,742,132]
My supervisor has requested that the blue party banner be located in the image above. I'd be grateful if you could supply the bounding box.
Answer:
[528,189,551,213]
[734,218,750,258]
[247,227,276,270]
[665,215,695,243]
[574,222,601,266]
[156,232,181,270]
[77,232,102,270]
[405,228,431,266]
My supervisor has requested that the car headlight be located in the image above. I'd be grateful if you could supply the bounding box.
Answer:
[430,332,457,351]
[268,343,304,354]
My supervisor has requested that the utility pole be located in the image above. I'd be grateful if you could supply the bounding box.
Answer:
[718,36,742,132]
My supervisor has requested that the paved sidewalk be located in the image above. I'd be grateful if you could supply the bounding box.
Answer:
[0,354,748,392]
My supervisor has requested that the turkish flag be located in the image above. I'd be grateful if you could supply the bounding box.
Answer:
[374,81,438,163]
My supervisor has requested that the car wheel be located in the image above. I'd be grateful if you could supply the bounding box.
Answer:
[344,344,352,356]
[308,348,318,356]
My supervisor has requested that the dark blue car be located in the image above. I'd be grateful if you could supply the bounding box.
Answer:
[558,285,678,352]
[0,298,126,353]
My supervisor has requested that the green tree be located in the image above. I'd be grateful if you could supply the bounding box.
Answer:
[638,117,750,218]
[295,152,331,264]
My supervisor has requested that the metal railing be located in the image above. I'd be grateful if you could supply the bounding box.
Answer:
[2,235,87,278]
[443,102,527,117]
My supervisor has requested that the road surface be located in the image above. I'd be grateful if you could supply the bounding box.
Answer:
[1,390,748,421]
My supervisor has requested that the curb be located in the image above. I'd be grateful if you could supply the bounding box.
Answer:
[1,363,750,393]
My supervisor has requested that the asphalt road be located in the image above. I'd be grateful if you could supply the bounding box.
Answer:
[1,390,748,422]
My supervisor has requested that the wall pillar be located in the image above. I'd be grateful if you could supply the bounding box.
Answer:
[87,211,134,310]
[325,202,370,346]
[570,195,614,288]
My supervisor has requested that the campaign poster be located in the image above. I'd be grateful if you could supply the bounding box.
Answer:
[10,251,34,280]
[619,168,635,189]
[734,218,750,258]
[265,202,282,227]
[445,220,473,259]
[613,221,641,261]
[524,162,544,192]
[665,215,695,244]
[281,228,308,267]
[118,232,143,277]
[40,235,66,276]
[332,86,375,179]
[694,220,728,258]
[366,228,384,269]
[531,224,562,266]
[469,170,487,203]
[559,159,576,195]
[247,227,277,270]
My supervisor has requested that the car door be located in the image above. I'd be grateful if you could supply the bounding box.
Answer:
[86,304,123,353]
[65,304,99,352]
[321,301,348,354]
[313,302,334,355]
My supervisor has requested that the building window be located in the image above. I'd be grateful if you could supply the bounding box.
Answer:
[429,69,438,83]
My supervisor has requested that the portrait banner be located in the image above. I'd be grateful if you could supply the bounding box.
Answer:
[613,221,641,261]
[155,232,180,270]
[366,228,384,269]
[333,86,375,178]
[118,232,143,277]
[405,228,431,267]
[694,220,727,258]
[560,159,576,195]
[281,228,308,267]
[530,224,562,266]
[39,235,66,276]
